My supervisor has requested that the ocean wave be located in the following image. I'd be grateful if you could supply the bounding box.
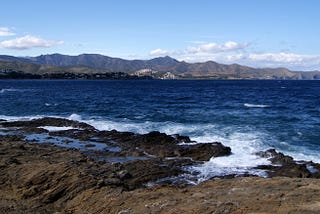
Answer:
[0,88,22,93]
[244,103,270,108]
[188,131,271,182]
[68,113,82,121]
[38,126,77,132]
[0,115,43,122]
[44,103,59,107]
[0,88,36,94]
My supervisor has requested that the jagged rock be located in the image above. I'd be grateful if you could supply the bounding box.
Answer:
[175,142,231,161]
[256,149,311,178]
[256,149,295,165]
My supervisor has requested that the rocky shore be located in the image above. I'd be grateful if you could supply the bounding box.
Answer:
[1,117,320,213]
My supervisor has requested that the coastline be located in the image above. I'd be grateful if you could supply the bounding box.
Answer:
[1,139,320,213]
[1,117,320,213]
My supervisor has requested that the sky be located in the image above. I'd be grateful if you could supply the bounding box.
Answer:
[1,0,320,70]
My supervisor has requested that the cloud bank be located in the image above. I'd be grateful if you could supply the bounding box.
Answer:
[0,27,15,37]
[150,41,249,56]
[150,41,320,71]
[0,35,63,50]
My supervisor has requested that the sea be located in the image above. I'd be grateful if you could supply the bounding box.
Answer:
[1,79,320,181]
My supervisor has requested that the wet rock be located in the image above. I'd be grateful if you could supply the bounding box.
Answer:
[171,134,194,143]
[105,131,231,161]
[121,159,183,190]
[1,133,320,213]
[256,149,295,165]
[256,149,311,178]
[176,142,231,161]
[0,134,24,142]
[49,129,99,141]
[1,117,95,130]
[117,170,132,180]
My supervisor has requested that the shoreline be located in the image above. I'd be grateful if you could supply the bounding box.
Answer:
[1,117,320,213]
[1,139,320,213]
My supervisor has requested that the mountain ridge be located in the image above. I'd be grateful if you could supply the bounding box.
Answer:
[0,53,320,80]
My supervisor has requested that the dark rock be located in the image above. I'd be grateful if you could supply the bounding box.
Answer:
[1,117,95,130]
[21,127,48,134]
[49,129,99,141]
[122,159,182,190]
[176,142,231,161]
[106,131,231,161]
[256,149,311,178]
[117,170,132,180]
[0,135,24,142]
[5,157,21,165]
[171,134,194,143]
[256,149,295,165]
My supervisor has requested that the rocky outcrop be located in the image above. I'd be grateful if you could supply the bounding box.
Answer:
[2,117,320,213]
[0,118,232,190]
[1,140,320,213]
[95,130,231,161]
[256,149,320,178]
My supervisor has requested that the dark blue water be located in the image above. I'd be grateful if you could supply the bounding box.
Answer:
[1,80,320,177]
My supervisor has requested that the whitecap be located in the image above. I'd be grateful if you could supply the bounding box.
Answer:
[244,103,270,108]
[44,103,58,107]
[0,115,43,122]
[187,131,271,183]
[68,113,82,121]
[0,88,21,93]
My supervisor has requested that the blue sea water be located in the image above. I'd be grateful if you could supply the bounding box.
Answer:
[1,79,320,179]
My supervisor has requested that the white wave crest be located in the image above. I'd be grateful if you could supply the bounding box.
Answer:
[44,103,59,107]
[244,103,270,108]
[68,113,82,121]
[0,88,21,93]
[188,131,271,182]
[38,126,76,132]
[0,115,43,122]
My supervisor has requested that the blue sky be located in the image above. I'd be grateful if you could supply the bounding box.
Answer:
[1,0,320,70]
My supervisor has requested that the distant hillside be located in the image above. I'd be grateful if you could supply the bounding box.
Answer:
[0,54,320,80]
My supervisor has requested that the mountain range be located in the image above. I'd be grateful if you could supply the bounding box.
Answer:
[0,53,320,80]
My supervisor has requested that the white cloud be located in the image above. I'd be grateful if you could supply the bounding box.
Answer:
[177,52,320,71]
[248,52,308,63]
[0,35,64,50]
[149,41,320,70]
[150,41,249,57]
[150,48,170,56]
[186,41,249,54]
[0,27,15,37]
[244,52,320,70]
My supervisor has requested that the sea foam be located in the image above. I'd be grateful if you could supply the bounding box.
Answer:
[38,126,76,132]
